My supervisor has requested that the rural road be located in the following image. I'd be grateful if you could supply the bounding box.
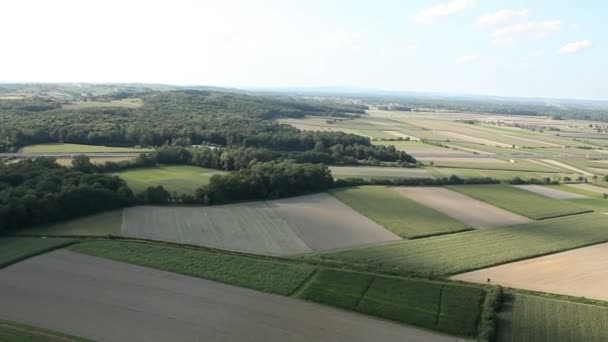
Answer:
[0,250,464,342]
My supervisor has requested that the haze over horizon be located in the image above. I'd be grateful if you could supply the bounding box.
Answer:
[1,0,605,100]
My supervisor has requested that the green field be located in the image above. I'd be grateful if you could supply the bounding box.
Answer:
[22,143,150,153]
[0,238,77,268]
[429,167,578,182]
[447,184,591,219]
[113,165,227,194]
[330,186,471,238]
[310,213,608,276]
[428,159,564,172]
[0,319,91,342]
[70,240,315,295]
[497,294,608,342]
[21,210,122,236]
[297,269,484,337]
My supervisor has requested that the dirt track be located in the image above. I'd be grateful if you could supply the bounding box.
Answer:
[394,187,531,228]
[0,250,461,342]
[451,242,608,302]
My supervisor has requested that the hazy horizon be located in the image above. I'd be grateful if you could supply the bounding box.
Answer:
[2,0,605,100]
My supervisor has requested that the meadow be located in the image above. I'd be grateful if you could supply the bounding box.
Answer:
[71,240,315,296]
[330,186,471,238]
[114,165,226,194]
[310,213,608,276]
[21,143,150,153]
[0,237,77,268]
[447,184,591,219]
[497,294,608,342]
[298,269,484,337]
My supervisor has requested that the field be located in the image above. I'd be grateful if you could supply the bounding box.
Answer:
[447,184,591,219]
[0,319,90,342]
[122,194,400,256]
[430,167,579,182]
[71,240,313,295]
[394,187,531,228]
[62,98,143,109]
[0,238,77,268]
[114,165,227,194]
[55,156,136,166]
[310,213,608,276]
[298,269,484,337]
[451,242,608,302]
[566,183,608,194]
[497,294,608,342]
[21,143,150,153]
[513,184,587,199]
[330,186,471,238]
[0,249,451,342]
[329,166,434,179]
[21,210,122,236]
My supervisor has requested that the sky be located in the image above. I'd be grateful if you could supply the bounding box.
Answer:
[1,0,606,99]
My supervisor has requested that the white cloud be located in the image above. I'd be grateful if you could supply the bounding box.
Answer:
[414,0,475,24]
[455,55,479,64]
[558,40,592,54]
[473,8,529,29]
[490,20,561,43]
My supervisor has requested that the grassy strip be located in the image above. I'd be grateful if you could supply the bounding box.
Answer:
[477,286,503,342]
[308,213,608,277]
[0,238,78,269]
[330,186,471,238]
[70,240,314,296]
[447,184,591,219]
[298,269,484,337]
[0,319,92,342]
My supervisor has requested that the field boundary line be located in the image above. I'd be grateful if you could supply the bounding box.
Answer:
[0,239,79,269]
[288,268,319,297]
[354,276,376,309]
[434,286,444,325]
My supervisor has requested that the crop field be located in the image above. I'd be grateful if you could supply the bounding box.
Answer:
[497,294,608,342]
[0,249,454,342]
[330,187,471,238]
[452,242,608,301]
[62,98,143,109]
[114,165,227,194]
[426,158,564,172]
[310,213,608,276]
[21,143,150,153]
[298,269,484,337]
[72,240,314,295]
[566,183,608,194]
[329,166,434,179]
[429,167,579,181]
[513,184,587,199]
[0,237,77,268]
[447,184,591,219]
[0,319,90,342]
[21,210,122,236]
[122,194,400,256]
[372,140,474,157]
[394,187,530,228]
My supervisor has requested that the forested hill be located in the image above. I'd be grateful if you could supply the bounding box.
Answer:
[0,90,366,152]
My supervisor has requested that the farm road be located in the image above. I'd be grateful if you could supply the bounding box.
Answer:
[0,250,463,342]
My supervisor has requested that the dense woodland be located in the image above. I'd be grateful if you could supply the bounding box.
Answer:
[0,159,134,234]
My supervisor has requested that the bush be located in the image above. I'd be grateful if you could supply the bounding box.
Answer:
[477,285,503,342]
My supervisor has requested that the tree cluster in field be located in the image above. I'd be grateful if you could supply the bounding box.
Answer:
[0,159,135,235]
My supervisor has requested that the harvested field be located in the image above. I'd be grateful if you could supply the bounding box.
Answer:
[497,293,608,342]
[21,143,150,153]
[394,187,530,228]
[331,187,471,238]
[329,166,433,179]
[436,131,513,148]
[310,213,608,276]
[567,183,608,194]
[447,184,591,220]
[513,185,588,199]
[540,159,594,176]
[122,194,400,256]
[0,250,460,342]
[269,194,400,252]
[416,157,505,163]
[452,242,608,301]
